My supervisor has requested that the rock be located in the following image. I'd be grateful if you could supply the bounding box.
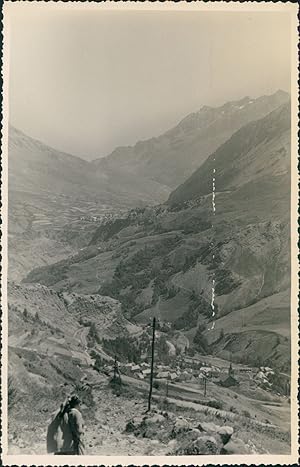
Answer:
[221,437,252,454]
[173,417,190,433]
[125,415,145,432]
[199,421,221,432]
[186,428,202,442]
[194,435,220,454]
[144,414,165,425]
[181,435,220,455]
[125,420,136,433]
[217,426,234,445]
[168,439,177,449]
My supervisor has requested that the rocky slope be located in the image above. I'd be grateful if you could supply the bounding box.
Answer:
[8,376,291,456]
[7,282,290,456]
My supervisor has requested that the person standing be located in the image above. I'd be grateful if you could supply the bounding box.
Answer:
[68,395,85,455]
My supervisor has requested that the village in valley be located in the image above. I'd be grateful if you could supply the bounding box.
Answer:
[90,317,290,423]
[105,351,283,396]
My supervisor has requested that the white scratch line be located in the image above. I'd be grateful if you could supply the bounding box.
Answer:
[209,165,216,331]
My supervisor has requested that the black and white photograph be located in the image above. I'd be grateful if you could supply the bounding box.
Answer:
[1,2,298,464]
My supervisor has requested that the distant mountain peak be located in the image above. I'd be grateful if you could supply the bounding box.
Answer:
[93,90,290,190]
[273,89,290,98]
[168,100,291,205]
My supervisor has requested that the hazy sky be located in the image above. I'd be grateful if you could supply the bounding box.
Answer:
[6,5,292,160]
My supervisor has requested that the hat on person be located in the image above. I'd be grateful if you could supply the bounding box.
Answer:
[69,395,81,407]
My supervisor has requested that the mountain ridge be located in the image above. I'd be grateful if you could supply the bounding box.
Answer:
[168,101,291,205]
[93,90,290,189]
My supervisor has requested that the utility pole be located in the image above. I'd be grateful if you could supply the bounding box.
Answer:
[204,376,207,397]
[113,355,120,383]
[147,317,156,412]
[113,355,117,380]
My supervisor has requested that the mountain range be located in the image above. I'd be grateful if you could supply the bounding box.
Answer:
[93,90,289,189]
[8,90,290,281]
[9,90,289,211]
[21,95,291,371]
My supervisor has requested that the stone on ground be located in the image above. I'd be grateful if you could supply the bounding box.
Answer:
[217,426,234,444]
[221,437,252,454]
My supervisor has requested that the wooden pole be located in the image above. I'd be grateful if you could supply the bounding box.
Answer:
[113,355,117,380]
[147,317,156,412]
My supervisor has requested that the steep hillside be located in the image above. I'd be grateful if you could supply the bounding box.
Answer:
[169,102,291,204]
[8,125,169,206]
[9,126,95,196]
[8,126,169,281]
[8,281,143,414]
[94,90,289,189]
[7,286,291,457]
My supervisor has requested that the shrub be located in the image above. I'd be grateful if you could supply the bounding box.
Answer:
[207,400,223,410]
[167,285,178,299]
[8,376,19,411]
[193,324,209,353]
[87,322,101,346]
[157,396,169,411]
[214,268,241,295]
[153,380,160,390]
[102,336,142,363]
[242,410,251,418]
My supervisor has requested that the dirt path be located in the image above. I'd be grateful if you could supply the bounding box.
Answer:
[73,327,89,348]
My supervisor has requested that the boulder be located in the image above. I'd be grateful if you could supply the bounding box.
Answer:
[144,414,165,425]
[175,433,222,455]
[125,415,145,433]
[188,428,202,441]
[187,435,220,455]
[198,421,221,433]
[168,439,177,449]
[150,439,159,445]
[221,437,252,454]
[173,417,190,433]
[217,426,234,445]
